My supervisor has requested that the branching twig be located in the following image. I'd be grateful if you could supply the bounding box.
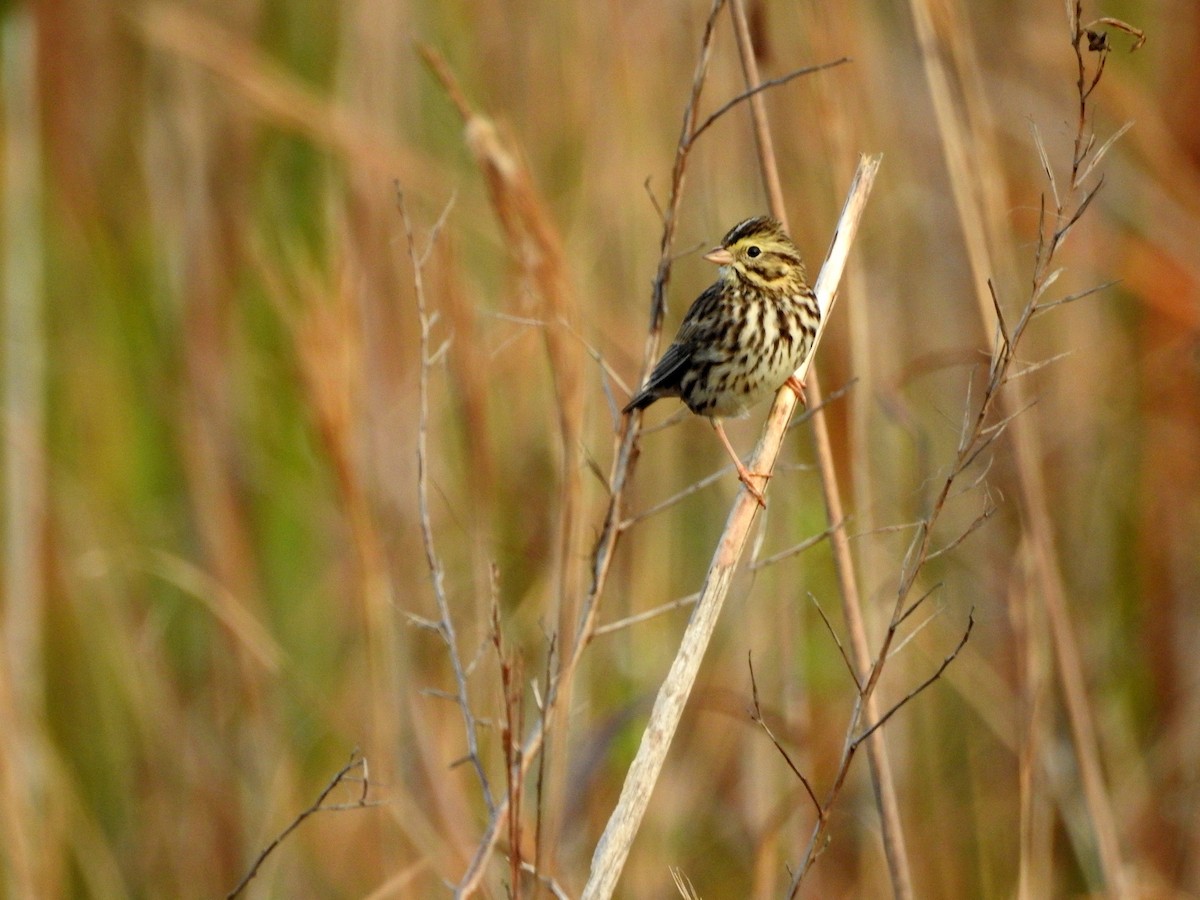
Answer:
[749,654,821,814]
[398,190,496,817]
[714,0,916,892]
[853,611,975,749]
[809,593,861,692]
[433,4,870,895]
[690,57,851,145]
[568,2,877,893]
[781,4,1142,893]
[226,751,376,899]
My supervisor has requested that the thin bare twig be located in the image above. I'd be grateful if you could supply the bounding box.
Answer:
[809,594,861,693]
[747,522,843,572]
[532,630,556,888]
[924,502,997,561]
[1032,279,1119,314]
[749,654,821,814]
[593,592,700,638]
[617,468,732,529]
[717,2,920,893]
[853,611,975,748]
[227,751,375,899]
[398,190,496,817]
[690,57,851,144]
[897,582,944,628]
[491,607,525,897]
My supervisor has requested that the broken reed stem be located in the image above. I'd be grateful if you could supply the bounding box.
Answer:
[581,156,880,900]
[726,1,913,895]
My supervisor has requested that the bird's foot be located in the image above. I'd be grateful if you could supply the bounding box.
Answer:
[712,419,770,508]
[784,375,807,407]
[733,459,770,509]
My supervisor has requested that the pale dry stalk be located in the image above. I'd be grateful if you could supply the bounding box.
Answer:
[727,1,914,896]
[582,156,881,900]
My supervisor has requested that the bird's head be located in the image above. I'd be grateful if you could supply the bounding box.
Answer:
[704,215,807,292]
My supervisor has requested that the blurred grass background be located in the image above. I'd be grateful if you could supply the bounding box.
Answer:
[2,0,1198,897]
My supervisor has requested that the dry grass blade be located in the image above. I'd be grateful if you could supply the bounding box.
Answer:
[1074,120,1133,189]
[1033,279,1120,314]
[671,867,702,900]
[143,551,284,672]
[2,15,48,897]
[136,3,433,180]
[1030,122,1061,211]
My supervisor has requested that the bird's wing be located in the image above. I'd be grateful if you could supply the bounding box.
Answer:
[625,283,725,411]
[640,341,693,393]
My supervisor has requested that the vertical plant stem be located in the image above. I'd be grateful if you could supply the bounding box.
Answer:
[906,0,1126,891]
[401,194,496,816]
[1,11,47,897]
[452,7,730,892]
[727,3,913,896]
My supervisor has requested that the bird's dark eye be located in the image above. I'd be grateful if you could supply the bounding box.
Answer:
[747,245,761,258]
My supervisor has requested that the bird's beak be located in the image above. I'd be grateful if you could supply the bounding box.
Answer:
[703,246,734,265]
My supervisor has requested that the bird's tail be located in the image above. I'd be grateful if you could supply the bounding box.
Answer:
[622,387,657,414]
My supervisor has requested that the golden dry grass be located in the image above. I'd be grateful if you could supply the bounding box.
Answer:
[2,0,1198,897]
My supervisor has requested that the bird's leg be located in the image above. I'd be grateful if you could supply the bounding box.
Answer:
[784,374,807,407]
[711,419,768,508]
